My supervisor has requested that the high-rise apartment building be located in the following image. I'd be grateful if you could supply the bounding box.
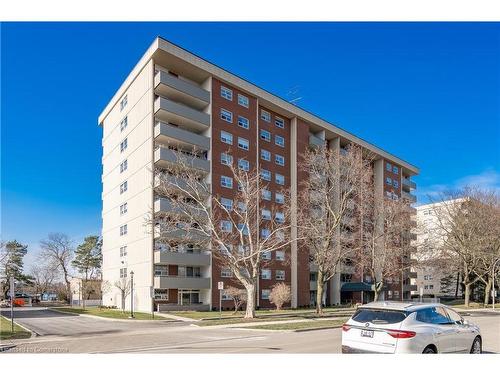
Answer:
[98,37,419,313]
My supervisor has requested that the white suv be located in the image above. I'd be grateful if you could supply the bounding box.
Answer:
[342,301,481,354]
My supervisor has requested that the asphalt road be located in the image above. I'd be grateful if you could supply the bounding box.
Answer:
[1,307,499,354]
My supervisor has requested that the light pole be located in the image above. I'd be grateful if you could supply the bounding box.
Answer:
[130,271,134,318]
[493,258,500,310]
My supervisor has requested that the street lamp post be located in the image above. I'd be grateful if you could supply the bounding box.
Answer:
[130,271,134,319]
[493,259,500,310]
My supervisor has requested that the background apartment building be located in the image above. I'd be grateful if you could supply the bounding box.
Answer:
[99,37,418,313]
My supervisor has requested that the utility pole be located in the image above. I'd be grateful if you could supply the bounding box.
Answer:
[10,277,15,333]
[493,259,500,310]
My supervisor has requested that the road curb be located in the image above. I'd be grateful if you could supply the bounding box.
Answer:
[48,308,172,323]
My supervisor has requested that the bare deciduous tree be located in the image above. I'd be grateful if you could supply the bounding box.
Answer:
[114,278,131,311]
[224,286,247,314]
[151,152,296,319]
[425,187,500,306]
[297,143,373,313]
[29,261,58,302]
[269,282,291,310]
[39,233,74,303]
[358,189,416,302]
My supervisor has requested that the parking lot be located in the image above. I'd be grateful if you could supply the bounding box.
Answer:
[1,307,499,353]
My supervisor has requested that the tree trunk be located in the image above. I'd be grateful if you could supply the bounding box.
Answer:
[455,272,460,298]
[373,282,382,302]
[244,283,256,319]
[484,279,492,307]
[316,270,325,315]
[464,283,471,307]
[121,291,125,311]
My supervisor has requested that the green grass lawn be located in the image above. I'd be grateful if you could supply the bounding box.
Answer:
[195,316,298,327]
[171,306,354,320]
[51,307,168,320]
[442,300,494,309]
[249,319,347,331]
[0,315,31,340]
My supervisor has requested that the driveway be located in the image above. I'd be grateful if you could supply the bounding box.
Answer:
[0,307,181,338]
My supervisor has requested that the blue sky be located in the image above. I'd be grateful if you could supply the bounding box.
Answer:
[1,22,499,266]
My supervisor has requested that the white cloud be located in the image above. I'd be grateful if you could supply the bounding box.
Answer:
[416,169,500,204]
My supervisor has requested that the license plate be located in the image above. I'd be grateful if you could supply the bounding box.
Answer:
[361,329,374,338]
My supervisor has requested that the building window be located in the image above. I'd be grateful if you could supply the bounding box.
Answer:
[238,137,249,151]
[386,162,392,172]
[220,244,232,256]
[261,251,271,260]
[237,223,249,236]
[261,228,271,239]
[275,117,284,128]
[119,224,128,236]
[261,169,271,181]
[220,109,233,123]
[260,110,271,122]
[120,138,128,153]
[119,246,127,257]
[276,251,285,261]
[261,209,271,220]
[275,154,285,166]
[120,95,128,111]
[275,135,285,148]
[261,269,271,280]
[393,180,399,188]
[238,158,250,171]
[262,189,271,201]
[154,289,169,301]
[120,203,128,215]
[221,267,232,278]
[119,267,127,278]
[429,285,434,290]
[237,202,247,213]
[238,116,249,129]
[275,173,285,185]
[394,291,400,298]
[220,152,233,166]
[220,86,233,101]
[385,177,392,185]
[275,193,284,204]
[260,129,271,142]
[221,220,232,233]
[221,176,233,189]
[120,116,128,132]
[261,289,270,300]
[120,181,128,194]
[220,197,233,211]
[221,131,233,145]
[275,212,285,224]
[276,270,285,281]
[120,159,128,173]
[261,149,271,161]
[238,93,249,108]
[393,166,399,174]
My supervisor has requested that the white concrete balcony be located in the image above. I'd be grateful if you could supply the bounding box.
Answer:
[402,177,417,190]
[154,96,210,132]
[154,174,210,197]
[154,198,206,220]
[154,227,210,242]
[154,121,210,152]
[154,275,211,289]
[309,133,325,148]
[402,191,417,203]
[154,250,210,267]
[154,71,210,110]
[154,147,210,174]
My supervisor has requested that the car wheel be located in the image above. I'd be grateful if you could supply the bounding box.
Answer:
[470,336,482,354]
[422,346,437,354]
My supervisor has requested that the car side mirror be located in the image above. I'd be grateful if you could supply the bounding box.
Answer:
[462,320,470,326]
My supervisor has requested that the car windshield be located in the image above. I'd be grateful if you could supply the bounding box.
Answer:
[352,309,408,324]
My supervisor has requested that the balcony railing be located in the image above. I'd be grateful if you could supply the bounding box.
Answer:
[154,198,206,219]
[402,191,417,203]
[154,96,210,132]
[154,71,210,110]
[154,250,210,266]
[402,177,417,190]
[154,146,210,173]
[154,121,210,151]
[154,275,211,289]
[309,133,325,148]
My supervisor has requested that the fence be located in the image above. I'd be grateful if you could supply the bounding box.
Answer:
[71,299,102,307]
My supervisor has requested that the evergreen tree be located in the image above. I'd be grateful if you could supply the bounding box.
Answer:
[71,236,102,307]
[0,240,33,298]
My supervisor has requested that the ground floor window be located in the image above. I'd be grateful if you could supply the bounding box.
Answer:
[154,289,169,300]
[178,289,201,305]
